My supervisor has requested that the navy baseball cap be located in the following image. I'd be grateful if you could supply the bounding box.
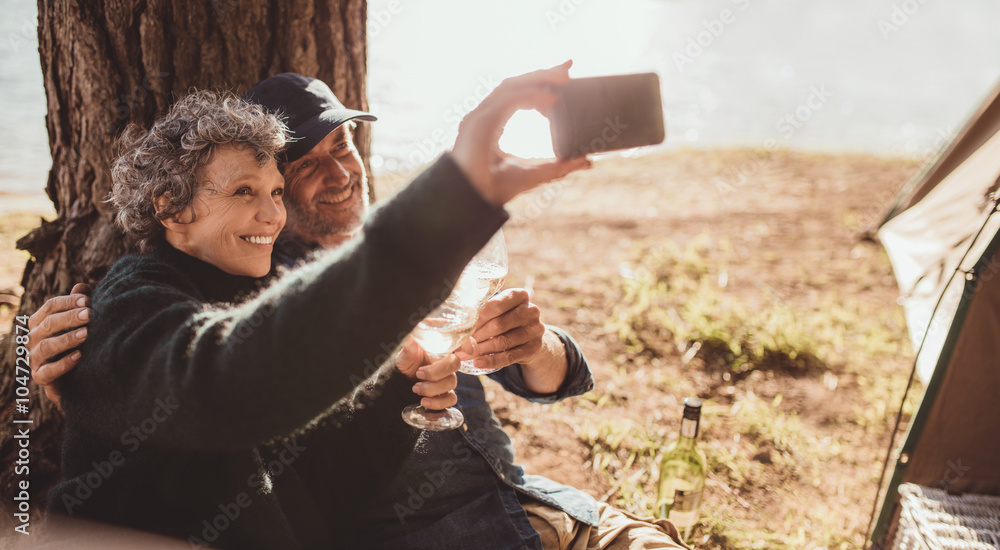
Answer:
[244,73,376,163]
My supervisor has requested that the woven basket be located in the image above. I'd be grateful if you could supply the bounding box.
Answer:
[891,484,1000,550]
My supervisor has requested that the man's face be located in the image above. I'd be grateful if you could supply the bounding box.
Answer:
[281,124,369,246]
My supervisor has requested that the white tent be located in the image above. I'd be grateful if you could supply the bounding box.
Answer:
[870,81,1000,546]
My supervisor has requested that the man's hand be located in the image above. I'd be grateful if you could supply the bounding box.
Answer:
[458,289,568,394]
[27,283,92,409]
[451,60,591,206]
[395,338,462,410]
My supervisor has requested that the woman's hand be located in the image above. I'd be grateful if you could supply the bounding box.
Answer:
[451,60,592,206]
[394,338,462,410]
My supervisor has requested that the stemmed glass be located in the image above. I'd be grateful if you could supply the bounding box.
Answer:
[455,229,508,376]
[400,230,509,430]
[401,300,478,431]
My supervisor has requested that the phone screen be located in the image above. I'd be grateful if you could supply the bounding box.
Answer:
[549,73,666,159]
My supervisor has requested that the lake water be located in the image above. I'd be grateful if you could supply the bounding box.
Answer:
[3,0,1000,194]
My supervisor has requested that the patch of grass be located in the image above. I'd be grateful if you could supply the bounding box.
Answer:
[853,368,922,436]
[577,392,838,547]
[588,235,914,548]
[698,507,810,550]
[710,395,812,487]
[610,237,822,375]
[579,416,663,513]
[610,237,909,378]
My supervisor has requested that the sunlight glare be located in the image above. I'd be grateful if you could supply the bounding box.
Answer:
[500,111,555,159]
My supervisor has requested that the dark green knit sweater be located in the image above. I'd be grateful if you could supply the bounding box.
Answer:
[48,155,508,548]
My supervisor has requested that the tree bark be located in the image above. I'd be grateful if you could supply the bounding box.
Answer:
[0,0,370,526]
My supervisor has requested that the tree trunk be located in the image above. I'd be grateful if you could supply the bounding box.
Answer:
[0,0,370,527]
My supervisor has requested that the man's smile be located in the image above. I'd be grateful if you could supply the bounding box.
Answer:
[316,181,357,207]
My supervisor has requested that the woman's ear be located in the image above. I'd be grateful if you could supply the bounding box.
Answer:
[154,194,184,233]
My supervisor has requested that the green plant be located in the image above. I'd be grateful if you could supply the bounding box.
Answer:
[611,237,821,375]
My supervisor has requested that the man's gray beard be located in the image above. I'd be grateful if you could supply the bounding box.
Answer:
[285,199,347,236]
[285,177,365,237]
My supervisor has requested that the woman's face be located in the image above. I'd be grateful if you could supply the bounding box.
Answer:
[163,145,286,277]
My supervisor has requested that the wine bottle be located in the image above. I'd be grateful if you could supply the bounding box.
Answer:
[655,397,707,540]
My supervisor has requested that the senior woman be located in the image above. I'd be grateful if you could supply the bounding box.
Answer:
[48,90,459,548]
[49,63,589,549]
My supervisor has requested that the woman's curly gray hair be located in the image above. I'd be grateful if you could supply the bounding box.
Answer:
[110,89,288,247]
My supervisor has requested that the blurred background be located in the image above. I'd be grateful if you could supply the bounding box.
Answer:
[365,0,1000,173]
[2,0,1000,190]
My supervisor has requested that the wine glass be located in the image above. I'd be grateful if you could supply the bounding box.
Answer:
[401,301,478,431]
[457,229,508,376]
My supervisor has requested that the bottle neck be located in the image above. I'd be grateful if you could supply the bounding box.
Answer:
[677,416,700,449]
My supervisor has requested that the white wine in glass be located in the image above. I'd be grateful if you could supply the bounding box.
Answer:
[411,308,478,359]
[466,258,508,300]
[448,258,508,309]
[459,229,508,375]
[401,302,477,431]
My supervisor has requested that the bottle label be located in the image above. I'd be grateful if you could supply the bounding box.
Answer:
[667,489,702,529]
[671,489,702,513]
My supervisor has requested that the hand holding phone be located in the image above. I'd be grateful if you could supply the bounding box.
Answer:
[549,72,666,159]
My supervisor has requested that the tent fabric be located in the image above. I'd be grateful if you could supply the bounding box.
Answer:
[879,128,1000,382]
[884,82,1000,224]
[872,230,1000,546]
[871,79,1000,547]
[904,244,1000,497]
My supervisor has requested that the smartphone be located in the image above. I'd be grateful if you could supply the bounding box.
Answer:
[549,73,665,159]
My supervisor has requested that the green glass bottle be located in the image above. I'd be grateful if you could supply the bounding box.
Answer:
[655,397,706,540]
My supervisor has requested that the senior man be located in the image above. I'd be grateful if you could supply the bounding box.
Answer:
[30,71,689,549]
